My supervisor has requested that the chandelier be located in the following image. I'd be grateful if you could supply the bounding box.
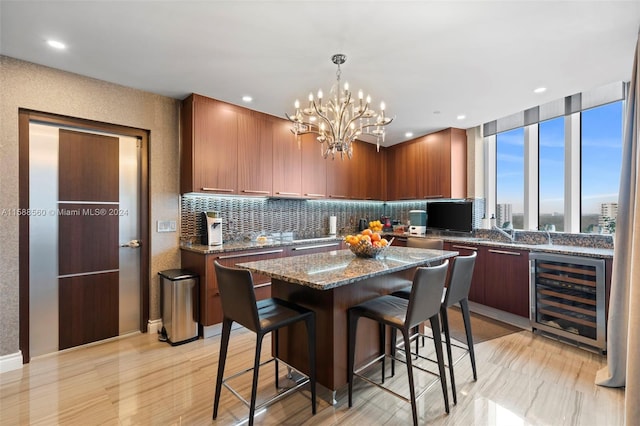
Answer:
[285,54,393,159]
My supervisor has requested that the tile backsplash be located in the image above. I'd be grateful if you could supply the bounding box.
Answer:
[180,195,485,243]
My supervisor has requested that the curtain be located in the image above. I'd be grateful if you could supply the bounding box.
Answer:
[595,32,640,424]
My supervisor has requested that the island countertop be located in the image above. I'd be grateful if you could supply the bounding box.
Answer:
[236,246,458,290]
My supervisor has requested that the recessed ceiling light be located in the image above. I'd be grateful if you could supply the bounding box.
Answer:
[242,95,253,102]
[46,39,66,49]
[433,110,441,115]
[534,87,547,94]
[456,114,466,120]
[405,132,414,138]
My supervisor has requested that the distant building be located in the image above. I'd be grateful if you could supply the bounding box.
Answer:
[496,203,513,228]
[598,202,618,234]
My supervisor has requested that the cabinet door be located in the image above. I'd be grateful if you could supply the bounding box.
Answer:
[272,118,302,197]
[237,111,273,196]
[445,242,485,304]
[217,248,287,301]
[419,132,450,199]
[192,95,238,194]
[483,247,529,317]
[351,140,383,200]
[300,133,327,198]
[326,155,351,199]
[387,142,418,200]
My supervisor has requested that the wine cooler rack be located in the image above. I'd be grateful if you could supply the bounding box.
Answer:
[529,252,606,352]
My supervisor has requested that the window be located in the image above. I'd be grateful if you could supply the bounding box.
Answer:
[486,84,624,234]
[581,101,623,233]
[539,117,565,231]
[496,127,524,229]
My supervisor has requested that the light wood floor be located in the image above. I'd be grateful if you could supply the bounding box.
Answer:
[0,325,624,425]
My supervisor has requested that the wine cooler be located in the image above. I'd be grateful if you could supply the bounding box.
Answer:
[529,252,606,352]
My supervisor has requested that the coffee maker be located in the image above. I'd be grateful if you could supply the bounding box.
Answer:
[202,211,223,246]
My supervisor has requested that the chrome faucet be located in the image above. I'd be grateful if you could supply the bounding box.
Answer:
[492,225,515,243]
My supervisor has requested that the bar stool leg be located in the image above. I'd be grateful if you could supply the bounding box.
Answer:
[430,316,450,414]
[347,311,358,408]
[248,333,265,426]
[401,327,419,426]
[440,306,457,405]
[379,323,386,384]
[274,329,280,389]
[305,315,317,414]
[460,299,478,381]
[213,318,233,420]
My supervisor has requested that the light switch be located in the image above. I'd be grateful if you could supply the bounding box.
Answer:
[157,220,177,233]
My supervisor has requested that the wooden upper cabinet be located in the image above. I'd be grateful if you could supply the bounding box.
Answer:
[181,94,238,194]
[272,117,302,197]
[386,140,419,200]
[351,140,384,200]
[237,111,273,196]
[300,133,327,198]
[417,127,467,199]
[326,153,351,199]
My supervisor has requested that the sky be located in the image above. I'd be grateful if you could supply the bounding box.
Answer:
[496,100,623,215]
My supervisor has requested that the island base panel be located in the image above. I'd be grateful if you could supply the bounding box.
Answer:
[271,269,415,391]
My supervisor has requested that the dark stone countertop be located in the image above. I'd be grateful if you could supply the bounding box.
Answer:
[236,246,458,290]
[179,232,613,260]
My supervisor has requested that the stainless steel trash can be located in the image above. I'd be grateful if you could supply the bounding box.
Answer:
[158,269,199,345]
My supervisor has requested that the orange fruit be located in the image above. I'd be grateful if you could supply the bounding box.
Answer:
[361,229,373,236]
[371,233,381,242]
[379,238,388,247]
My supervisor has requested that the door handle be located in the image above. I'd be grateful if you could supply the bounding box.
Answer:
[120,239,141,248]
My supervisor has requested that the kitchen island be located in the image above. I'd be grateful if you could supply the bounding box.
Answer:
[237,246,458,397]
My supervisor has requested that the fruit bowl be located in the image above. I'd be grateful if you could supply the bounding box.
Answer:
[347,239,389,259]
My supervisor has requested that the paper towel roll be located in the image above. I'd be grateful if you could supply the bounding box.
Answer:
[329,216,337,235]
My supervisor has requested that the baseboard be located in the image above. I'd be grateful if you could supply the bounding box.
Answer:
[0,351,23,373]
[467,302,532,330]
[148,319,163,335]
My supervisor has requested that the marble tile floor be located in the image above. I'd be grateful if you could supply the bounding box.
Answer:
[0,327,624,425]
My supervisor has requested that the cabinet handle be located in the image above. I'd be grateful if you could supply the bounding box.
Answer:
[292,243,340,251]
[276,191,301,196]
[218,249,284,260]
[488,249,521,256]
[201,187,234,192]
[242,190,270,195]
[329,195,347,199]
[398,197,415,200]
[254,283,271,289]
[424,195,443,199]
[451,245,478,251]
[304,193,326,197]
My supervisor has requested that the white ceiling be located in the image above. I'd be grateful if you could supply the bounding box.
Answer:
[1,1,639,146]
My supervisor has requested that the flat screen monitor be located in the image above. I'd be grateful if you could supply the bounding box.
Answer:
[426,201,473,233]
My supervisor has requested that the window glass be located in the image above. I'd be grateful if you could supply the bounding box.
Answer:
[539,117,565,231]
[581,101,623,233]
[496,127,524,229]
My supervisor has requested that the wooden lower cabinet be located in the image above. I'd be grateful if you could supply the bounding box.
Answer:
[181,247,286,327]
[180,241,345,327]
[482,246,530,317]
[444,242,485,304]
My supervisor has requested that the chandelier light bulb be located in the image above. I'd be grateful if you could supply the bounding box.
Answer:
[308,93,314,101]
[366,95,371,104]
[317,89,323,100]
[380,101,386,111]
[358,90,363,99]
[294,100,300,109]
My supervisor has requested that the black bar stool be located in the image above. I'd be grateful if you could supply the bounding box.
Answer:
[212,261,316,426]
[391,252,478,404]
[348,261,450,426]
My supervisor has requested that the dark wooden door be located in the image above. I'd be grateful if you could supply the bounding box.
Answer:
[58,129,120,349]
